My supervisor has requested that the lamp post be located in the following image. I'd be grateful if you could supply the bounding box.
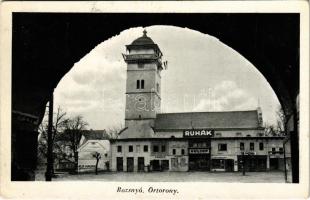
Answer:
[45,91,54,181]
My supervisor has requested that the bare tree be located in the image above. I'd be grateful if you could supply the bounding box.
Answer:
[263,106,288,137]
[37,106,68,173]
[264,123,277,136]
[106,123,125,139]
[63,115,89,172]
[92,152,101,175]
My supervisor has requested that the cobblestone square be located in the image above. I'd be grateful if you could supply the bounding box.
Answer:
[36,171,286,183]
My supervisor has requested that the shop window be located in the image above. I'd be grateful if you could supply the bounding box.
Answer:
[153,145,159,152]
[259,143,264,151]
[129,145,133,152]
[138,63,144,68]
[212,159,225,169]
[279,147,283,154]
[161,145,166,152]
[117,145,122,153]
[181,149,185,155]
[136,80,140,89]
[143,145,148,152]
[141,80,145,89]
[240,142,244,151]
[250,143,254,151]
[218,144,227,151]
[172,149,176,155]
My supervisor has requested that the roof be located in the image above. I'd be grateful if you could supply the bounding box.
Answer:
[154,110,260,130]
[77,139,110,152]
[81,130,109,140]
[131,30,155,45]
[118,123,155,139]
[126,30,162,53]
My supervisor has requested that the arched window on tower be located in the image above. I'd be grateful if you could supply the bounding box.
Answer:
[141,80,145,89]
[136,80,140,89]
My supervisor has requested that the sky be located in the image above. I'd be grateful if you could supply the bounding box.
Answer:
[53,25,281,130]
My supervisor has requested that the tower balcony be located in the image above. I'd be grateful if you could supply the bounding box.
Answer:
[122,53,160,61]
[123,53,160,62]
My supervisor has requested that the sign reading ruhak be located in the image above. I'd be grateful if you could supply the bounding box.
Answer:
[183,129,214,138]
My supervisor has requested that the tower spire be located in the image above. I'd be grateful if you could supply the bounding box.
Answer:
[143,29,147,37]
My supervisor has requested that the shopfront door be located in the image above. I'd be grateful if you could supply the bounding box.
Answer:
[188,139,211,171]
[138,157,144,172]
[127,157,134,172]
[225,159,234,172]
[116,157,123,171]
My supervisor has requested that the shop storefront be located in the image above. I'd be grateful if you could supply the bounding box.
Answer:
[183,130,213,171]
[237,155,267,172]
[188,139,211,171]
[211,158,235,172]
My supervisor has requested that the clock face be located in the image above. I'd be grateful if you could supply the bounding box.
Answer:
[125,93,160,112]
[134,94,148,112]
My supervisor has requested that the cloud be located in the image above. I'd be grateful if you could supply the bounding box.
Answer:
[193,80,257,112]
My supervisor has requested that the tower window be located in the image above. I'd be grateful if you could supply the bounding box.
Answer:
[141,80,145,89]
[136,80,140,89]
[156,83,160,93]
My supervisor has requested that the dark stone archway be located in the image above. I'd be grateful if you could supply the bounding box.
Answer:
[11,13,299,181]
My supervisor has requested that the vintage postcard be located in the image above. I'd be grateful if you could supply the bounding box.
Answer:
[0,1,309,199]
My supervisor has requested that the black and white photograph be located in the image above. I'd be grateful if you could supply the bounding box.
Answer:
[0,1,309,199]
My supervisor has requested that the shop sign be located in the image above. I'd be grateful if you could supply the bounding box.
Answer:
[183,130,214,138]
[189,148,210,154]
[155,154,166,158]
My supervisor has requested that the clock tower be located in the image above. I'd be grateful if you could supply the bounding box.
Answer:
[122,30,166,128]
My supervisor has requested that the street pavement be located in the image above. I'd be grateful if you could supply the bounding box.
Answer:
[35,170,286,183]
